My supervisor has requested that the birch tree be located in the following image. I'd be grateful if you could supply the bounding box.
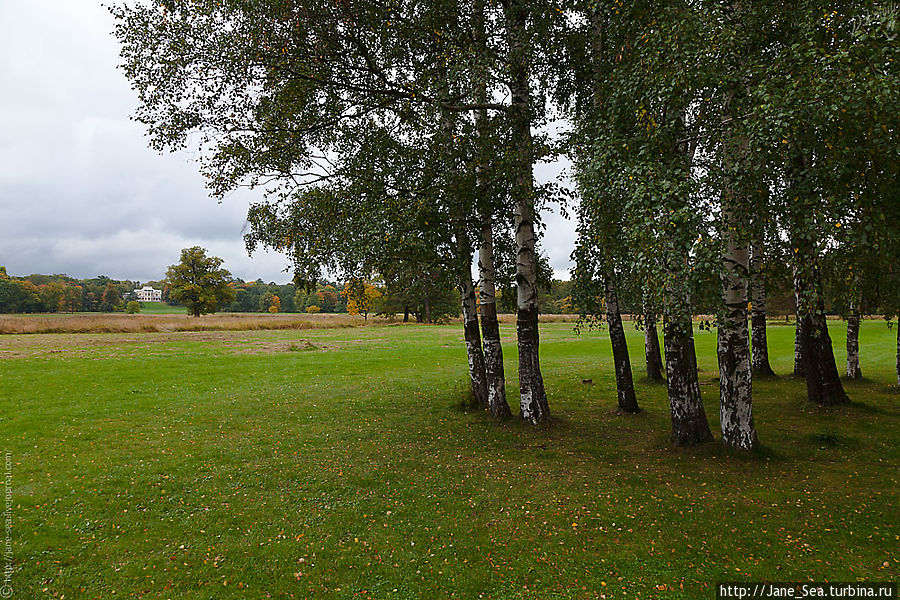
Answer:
[112,0,517,415]
[568,1,712,444]
[749,240,776,378]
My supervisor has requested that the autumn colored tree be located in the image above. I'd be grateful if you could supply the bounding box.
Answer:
[100,283,123,312]
[165,247,236,317]
[39,282,69,313]
[260,292,281,313]
[343,279,382,320]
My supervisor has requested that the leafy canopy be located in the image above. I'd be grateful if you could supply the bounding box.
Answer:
[165,247,236,317]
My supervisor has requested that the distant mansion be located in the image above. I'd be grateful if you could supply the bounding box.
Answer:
[135,286,163,302]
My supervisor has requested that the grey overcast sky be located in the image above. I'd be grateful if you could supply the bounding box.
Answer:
[0,0,575,284]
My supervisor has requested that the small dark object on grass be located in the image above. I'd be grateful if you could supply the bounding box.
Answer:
[812,430,839,448]
[582,379,593,385]
[288,341,317,352]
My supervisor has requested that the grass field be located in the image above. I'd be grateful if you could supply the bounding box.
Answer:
[0,312,362,335]
[0,319,897,599]
[137,302,189,315]
[0,311,577,335]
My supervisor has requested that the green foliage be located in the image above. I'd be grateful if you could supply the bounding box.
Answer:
[259,291,281,313]
[0,270,144,314]
[378,262,459,322]
[165,246,236,317]
[566,2,899,326]
[0,278,43,314]
[126,300,142,314]
[292,282,345,314]
[110,0,563,318]
[100,283,124,312]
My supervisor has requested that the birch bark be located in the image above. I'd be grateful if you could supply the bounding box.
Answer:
[665,310,714,446]
[845,300,862,380]
[458,238,489,409]
[750,243,776,377]
[789,151,848,405]
[605,279,640,412]
[478,218,511,419]
[505,0,549,423]
[474,0,511,420]
[718,198,757,449]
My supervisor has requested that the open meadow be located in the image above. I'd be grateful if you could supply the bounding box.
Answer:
[0,317,897,599]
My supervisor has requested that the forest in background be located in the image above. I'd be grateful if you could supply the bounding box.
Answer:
[0,265,582,318]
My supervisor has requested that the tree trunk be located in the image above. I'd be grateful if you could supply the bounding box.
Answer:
[716,86,757,450]
[800,309,848,405]
[606,279,640,412]
[478,218,512,419]
[458,246,489,410]
[750,244,776,377]
[643,300,664,382]
[473,0,510,420]
[664,312,714,446]
[403,305,409,322]
[718,202,757,450]
[793,279,806,378]
[846,301,861,379]
[789,151,848,405]
[424,297,431,324]
[505,0,549,424]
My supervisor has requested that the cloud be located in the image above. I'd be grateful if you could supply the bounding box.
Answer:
[0,0,576,284]
[535,152,576,280]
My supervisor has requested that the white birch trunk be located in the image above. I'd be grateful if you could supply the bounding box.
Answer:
[718,200,757,450]
[793,277,806,378]
[789,151,848,405]
[664,254,713,446]
[459,251,489,409]
[473,0,510,420]
[505,0,549,424]
[846,300,861,380]
[478,218,511,419]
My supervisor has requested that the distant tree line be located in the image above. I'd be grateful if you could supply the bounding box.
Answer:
[0,267,135,314]
[1,263,585,319]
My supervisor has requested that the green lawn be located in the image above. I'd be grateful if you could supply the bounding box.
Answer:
[137,302,188,314]
[1,320,897,599]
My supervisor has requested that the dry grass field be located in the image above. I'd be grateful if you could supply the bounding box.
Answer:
[0,311,364,334]
[0,311,582,335]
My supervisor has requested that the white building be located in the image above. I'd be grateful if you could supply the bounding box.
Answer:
[135,286,163,302]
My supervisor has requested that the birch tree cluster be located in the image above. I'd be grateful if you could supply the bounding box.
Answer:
[568,1,899,450]
[111,1,899,445]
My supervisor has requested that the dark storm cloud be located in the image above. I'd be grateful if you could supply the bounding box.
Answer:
[0,1,574,284]
[0,0,292,282]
